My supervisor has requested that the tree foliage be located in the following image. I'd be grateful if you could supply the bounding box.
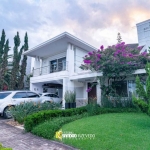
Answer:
[133,63,150,115]
[9,32,24,90]
[81,42,150,96]
[0,30,11,90]
[18,32,28,89]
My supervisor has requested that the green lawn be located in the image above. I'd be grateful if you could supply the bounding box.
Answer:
[61,113,150,150]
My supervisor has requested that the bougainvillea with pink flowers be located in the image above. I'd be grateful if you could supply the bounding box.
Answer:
[81,42,150,77]
[80,42,150,96]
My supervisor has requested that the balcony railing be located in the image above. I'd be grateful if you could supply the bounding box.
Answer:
[33,61,68,77]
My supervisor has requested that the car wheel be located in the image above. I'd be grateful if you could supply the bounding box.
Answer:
[3,106,13,119]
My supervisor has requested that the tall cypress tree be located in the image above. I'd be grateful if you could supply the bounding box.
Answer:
[0,40,10,90]
[0,30,11,90]
[9,32,24,90]
[0,29,5,63]
[18,32,28,89]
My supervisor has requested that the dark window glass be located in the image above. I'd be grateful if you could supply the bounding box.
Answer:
[50,60,57,73]
[0,92,11,99]
[27,92,39,98]
[112,81,128,97]
[50,57,66,73]
[49,94,53,97]
[58,57,66,71]
[44,94,50,97]
[53,94,59,98]
[13,92,27,98]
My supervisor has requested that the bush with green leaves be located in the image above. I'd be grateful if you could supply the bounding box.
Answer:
[24,104,137,132]
[86,103,100,116]
[31,113,87,139]
[133,63,150,115]
[64,90,76,103]
[29,107,137,140]
[0,143,12,150]
[102,95,134,108]
[10,101,61,124]
[24,106,87,132]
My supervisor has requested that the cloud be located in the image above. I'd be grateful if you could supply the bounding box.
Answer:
[0,0,150,51]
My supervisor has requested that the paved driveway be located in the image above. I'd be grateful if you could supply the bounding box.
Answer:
[0,119,76,150]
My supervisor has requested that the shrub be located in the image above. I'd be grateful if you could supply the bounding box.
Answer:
[101,95,134,108]
[133,96,148,113]
[24,106,87,132]
[64,90,76,103]
[10,101,60,124]
[0,143,12,150]
[132,63,150,115]
[24,104,137,132]
[31,114,87,139]
[86,103,100,115]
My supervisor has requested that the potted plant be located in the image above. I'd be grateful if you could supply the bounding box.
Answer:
[64,91,70,109]
[70,91,76,108]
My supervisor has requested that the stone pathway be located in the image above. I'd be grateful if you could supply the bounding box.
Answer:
[0,119,76,150]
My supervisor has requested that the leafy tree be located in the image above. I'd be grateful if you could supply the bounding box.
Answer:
[80,42,150,96]
[117,32,122,43]
[18,32,28,89]
[133,63,150,114]
[9,32,24,90]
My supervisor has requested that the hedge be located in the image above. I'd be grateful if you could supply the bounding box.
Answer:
[24,106,137,132]
[24,106,87,132]
[31,114,86,139]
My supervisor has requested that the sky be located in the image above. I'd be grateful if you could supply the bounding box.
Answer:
[0,0,150,51]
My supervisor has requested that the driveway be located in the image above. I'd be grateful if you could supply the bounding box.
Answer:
[0,119,76,150]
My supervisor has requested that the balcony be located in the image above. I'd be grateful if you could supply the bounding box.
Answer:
[33,61,68,77]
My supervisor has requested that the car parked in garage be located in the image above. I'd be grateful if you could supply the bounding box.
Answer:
[0,91,51,119]
[40,93,62,104]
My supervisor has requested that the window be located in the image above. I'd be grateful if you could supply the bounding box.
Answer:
[50,60,57,73]
[58,57,66,71]
[0,92,11,99]
[112,81,128,97]
[52,94,59,98]
[27,92,39,98]
[44,94,59,98]
[13,92,27,98]
[50,57,66,73]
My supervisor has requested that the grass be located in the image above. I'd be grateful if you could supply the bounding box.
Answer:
[61,113,150,150]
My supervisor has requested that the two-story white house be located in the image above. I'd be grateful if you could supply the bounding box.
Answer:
[23,20,150,107]
[23,32,102,107]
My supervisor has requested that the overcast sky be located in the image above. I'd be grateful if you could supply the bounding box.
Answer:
[0,0,150,51]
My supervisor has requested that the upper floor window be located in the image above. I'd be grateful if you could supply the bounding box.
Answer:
[50,57,66,73]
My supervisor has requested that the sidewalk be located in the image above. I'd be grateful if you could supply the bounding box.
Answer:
[0,119,76,150]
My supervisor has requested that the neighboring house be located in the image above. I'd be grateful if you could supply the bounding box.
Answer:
[23,20,150,107]
[136,19,150,52]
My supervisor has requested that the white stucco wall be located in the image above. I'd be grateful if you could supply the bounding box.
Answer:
[74,47,88,73]
[30,82,43,93]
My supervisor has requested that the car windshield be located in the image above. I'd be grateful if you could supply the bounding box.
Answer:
[0,92,11,99]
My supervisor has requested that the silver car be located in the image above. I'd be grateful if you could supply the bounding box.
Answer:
[0,91,42,119]
[40,93,62,104]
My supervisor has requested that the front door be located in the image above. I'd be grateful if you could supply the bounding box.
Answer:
[88,83,97,104]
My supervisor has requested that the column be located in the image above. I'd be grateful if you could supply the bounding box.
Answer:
[97,80,101,106]
[66,43,74,76]
[62,78,75,108]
